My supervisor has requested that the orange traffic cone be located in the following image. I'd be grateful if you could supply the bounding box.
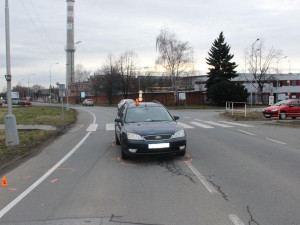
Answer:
[1,176,9,187]
[135,98,139,106]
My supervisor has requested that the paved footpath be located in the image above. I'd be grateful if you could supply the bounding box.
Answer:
[0,125,57,130]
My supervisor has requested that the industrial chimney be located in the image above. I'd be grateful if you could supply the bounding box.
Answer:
[65,0,75,90]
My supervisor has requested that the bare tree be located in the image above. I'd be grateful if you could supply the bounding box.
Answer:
[155,28,194,104]
[118,50,137,98]
[75,64,91,82]
[245,40,282,103]
[101,54,122,104]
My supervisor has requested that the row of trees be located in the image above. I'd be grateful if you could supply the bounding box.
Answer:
[3,28,283,106]
[92,28,282,105]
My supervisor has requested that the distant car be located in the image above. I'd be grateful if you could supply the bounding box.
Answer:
[82,99,94,106]
[115,101,186,159]
[12,99,19,105]
[263,99,300,119]
[117,99,135,109]
[0,101,2,106]
[18,100,31,106]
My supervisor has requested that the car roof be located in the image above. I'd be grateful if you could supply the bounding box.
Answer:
[126,102,163,108]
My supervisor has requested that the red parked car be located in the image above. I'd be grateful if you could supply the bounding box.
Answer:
[263,99,300,119]
[0,100,2,106]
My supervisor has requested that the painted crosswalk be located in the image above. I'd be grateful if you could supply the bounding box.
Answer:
[105,121,254,131]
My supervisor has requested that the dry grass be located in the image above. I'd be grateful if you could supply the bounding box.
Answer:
[0,106,76,168]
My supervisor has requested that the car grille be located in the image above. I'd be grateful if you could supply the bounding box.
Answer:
[143,134,172,140]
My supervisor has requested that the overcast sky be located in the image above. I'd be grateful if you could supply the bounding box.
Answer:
[0,0,299,92]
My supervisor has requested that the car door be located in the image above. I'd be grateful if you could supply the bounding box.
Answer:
[288,100,299,117]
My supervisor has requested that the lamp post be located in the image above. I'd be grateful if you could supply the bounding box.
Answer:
[250,38,260,105]
[4,0,19,147]
[49,62,59,103]
[27,74,35,98]
[276,56,288,102]
[66,41,81,110]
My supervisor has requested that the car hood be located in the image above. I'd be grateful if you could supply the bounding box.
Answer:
[264,105,279,111]
[125,121,182,136]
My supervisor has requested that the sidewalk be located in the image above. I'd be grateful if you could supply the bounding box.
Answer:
[0,124,57,130]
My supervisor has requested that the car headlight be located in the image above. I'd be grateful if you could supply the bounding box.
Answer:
[271,109,278,112]
[172,129,185,139]
[127,132,144,140]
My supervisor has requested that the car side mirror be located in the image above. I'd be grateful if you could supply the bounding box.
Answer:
[115,118,122,123]
[174,116,180,120]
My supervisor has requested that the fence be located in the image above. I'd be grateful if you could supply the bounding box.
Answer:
[225,101,247,117]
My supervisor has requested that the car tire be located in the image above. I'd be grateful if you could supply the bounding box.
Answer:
[115,131,120,145]
[280,112,287,120]
[121,138,129,160]
[176,150,186,157]
[292,117,296,119]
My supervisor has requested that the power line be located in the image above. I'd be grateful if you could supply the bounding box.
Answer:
[18,0,59,60]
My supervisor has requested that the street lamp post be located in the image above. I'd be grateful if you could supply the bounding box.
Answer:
[27,74,35,98]
[49,62,59,103]
[66,41,81,110]
[250,38,260,105]
[276,56,288,102]
[4,0,19,147]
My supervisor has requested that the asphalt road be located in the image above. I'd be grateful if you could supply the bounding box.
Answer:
[0,106,300,225]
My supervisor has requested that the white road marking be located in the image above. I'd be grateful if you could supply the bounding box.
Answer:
[185,161,217,193]
[0,132,92,219]
[238,130,256,136]
[86,124,98,132]
[106,123,115,131]
[265,138,287,145]
[177,122,194,129]
[77,108,97,124]
[229,214,245,225]
[190,121,214,129]
[202,121,234,128]
[219,121,254,127]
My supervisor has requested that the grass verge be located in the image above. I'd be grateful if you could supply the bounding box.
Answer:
[0,106,76,168]
[221,111,266,121]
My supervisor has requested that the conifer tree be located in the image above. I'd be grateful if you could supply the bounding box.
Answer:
[206,32,248,105]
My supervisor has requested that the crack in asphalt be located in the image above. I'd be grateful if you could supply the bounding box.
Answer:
[206,179,229,201]
[154,159,196,184]
[109,214,164,225]
[247,206,260,225]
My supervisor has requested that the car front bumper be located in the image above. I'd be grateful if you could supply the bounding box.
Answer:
[263,111,278,118]
[125,137,186,155]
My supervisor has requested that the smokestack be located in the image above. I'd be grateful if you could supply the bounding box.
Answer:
[65,0,75,89]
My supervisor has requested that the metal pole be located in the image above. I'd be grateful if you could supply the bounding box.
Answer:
[5,0,19,147]
[50,64,52,103]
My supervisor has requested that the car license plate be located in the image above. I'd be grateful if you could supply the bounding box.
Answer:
[265,115,271,118]
[148,143,170,149]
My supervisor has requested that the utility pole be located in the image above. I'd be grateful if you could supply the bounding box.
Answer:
[4,0,19,147]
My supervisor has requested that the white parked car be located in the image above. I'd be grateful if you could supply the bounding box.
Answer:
[82,99,94,106]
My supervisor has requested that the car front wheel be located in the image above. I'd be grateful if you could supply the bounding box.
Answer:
[121,138,129,160]
[280,112,287,120]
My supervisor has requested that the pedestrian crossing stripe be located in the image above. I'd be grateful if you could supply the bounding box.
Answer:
[106,123,115,131]
[86,124,98,132]
[200,121,233,128]
[104,121,254,131]
[218,121,254,127]
[190,121,214,129]
[177,122,193,129]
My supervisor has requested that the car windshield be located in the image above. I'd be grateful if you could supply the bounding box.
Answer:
[125,106,173,123]
[274,100,292,106]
